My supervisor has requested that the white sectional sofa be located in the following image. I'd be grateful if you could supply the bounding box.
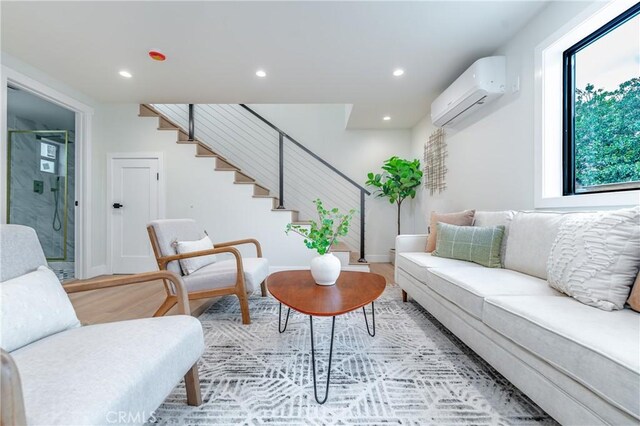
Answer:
[395,211,640,426]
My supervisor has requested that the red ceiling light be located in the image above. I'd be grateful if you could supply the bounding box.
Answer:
[148,50,166,61]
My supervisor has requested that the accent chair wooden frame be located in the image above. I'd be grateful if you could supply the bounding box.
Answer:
[147,226,267,324]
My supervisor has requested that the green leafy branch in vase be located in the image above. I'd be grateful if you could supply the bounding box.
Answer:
[286,199,356,255]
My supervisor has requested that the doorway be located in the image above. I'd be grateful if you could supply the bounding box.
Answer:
[6,87,76,281]
[108,154,163,273]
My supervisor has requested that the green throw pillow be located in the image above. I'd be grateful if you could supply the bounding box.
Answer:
[432,222,505,268]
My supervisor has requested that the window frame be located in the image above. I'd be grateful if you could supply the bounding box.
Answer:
[562,2,640,196]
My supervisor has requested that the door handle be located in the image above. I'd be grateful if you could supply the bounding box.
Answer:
[113,203,124,209]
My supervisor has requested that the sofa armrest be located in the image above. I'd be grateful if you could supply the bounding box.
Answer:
[1,349,26,426]
[395,234,428,254]
[64,271,191,315]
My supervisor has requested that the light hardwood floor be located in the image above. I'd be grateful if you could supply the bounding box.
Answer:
[67,263,395,325]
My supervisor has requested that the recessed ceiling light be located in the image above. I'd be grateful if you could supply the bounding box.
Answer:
[383,116,391,121]
[255,69,267,78]
[393,69,405,77]
[119,70,132,78]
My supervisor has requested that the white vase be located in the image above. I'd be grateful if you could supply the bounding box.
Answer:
[310,253,341,286]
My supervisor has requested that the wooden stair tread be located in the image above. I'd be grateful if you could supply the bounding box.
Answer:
[139,104,159,117]
[157,116,180,130]
[234,171,255,183]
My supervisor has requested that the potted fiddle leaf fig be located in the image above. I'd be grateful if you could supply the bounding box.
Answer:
[286,199,355,285]
[366,156,422,235]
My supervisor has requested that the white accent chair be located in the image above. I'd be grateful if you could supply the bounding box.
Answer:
[147,219,269,324]
[0,224,205,426]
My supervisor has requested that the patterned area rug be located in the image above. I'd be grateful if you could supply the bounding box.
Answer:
[151,284,556,425]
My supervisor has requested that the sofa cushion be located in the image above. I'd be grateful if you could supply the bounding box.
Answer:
[473,211,515,265]
[1,266,80,352]
[426,267,562,320]
[396,252,481,281]
[183,257,269,293]
[11,315,204,426]
[483,296,640,419]
[503,211,567,279]
[432,223,505,268]
[547,207,640,311]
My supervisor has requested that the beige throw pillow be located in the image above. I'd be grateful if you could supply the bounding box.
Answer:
[1,266,81,352]
[176,235,217,275]
[628,274,640,313]
[547,207,640,311]
[426,209,475,252]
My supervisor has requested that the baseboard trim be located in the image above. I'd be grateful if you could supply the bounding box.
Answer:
[365,254,391,263]
[86,265,107,279]
[269,265,370,273]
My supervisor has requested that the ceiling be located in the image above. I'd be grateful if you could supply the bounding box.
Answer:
[1,1,549,129]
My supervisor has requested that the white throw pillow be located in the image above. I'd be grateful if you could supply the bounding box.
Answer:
[547,207,640,311]
[1,266,81,352]
[176,235,217,275]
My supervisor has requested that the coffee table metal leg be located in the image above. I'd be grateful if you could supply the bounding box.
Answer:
[278,303,291,333]
[309,315,336,405]
[362,301,375,337]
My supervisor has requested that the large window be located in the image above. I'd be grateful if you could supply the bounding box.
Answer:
[563,3,640,195]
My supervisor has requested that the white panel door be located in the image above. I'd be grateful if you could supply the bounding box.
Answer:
[109,157,159,273]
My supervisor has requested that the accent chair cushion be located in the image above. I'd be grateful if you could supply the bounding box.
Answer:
[426,209,475,252]
[11,315,204,426]
[426,267,561,320]
[432,223,505,268]
[483,295,640,419]
[176,235,217,275]
[1,266,80,352]
[628,273,640,312]
[0,225,47,282]
[547,207,640,311]
[503,211,567,279]
[182,257,269,293]
[148,219,207,275]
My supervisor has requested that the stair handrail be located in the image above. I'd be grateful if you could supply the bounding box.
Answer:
[238,104,371,195]
[187,103,370,263]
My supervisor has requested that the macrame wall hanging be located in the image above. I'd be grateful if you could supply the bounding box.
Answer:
[423,128,447,195]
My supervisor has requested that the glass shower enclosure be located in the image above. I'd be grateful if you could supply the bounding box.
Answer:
[6,130,74,278]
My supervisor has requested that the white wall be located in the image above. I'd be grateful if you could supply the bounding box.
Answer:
[409,1,594,234]
[248,104,413,261]
[90,103,411,271]
[92,104,321,270]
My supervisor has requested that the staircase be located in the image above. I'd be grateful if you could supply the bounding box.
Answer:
[139,104,369,269]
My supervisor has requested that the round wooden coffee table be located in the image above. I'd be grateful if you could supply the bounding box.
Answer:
[267,270,386,404]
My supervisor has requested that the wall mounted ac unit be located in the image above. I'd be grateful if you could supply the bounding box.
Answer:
[431,56,506,128]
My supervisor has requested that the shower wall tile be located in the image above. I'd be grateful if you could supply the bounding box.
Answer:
[7,114,75,265]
